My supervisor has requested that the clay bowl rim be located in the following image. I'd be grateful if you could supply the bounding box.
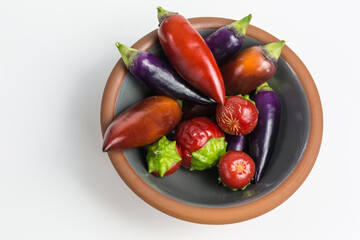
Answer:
[100,17,323,224]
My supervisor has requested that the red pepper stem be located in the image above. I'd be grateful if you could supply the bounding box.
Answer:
[157,6,178,24]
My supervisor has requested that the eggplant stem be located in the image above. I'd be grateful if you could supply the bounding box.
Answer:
[255,82,274,93]
[157,6,177,24]
[115,42,140,68]
[228,14,252,37]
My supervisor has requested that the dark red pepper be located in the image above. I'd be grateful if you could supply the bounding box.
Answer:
[174,117,227,170]
[103,96,182,151]
[221,41,285,95]
[157,7,226,104]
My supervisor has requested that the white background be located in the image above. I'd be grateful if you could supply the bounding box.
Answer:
[1,0,359,239]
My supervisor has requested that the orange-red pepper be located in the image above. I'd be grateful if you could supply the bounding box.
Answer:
[103,96,182,151]
[221,41,285,95]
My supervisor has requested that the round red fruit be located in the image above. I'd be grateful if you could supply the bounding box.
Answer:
[216,95,258,135]
[175,117,225,169]
[218,151,255,190]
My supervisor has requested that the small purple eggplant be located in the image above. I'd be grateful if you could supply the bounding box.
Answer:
[249,82,281,183]
[115,43,215,105]
[226,134,248,153]
[205,14,252,65]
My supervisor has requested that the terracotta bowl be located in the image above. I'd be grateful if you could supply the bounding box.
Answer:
[100,17,323,224]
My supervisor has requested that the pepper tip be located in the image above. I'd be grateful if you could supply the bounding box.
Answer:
[102,144,109,152]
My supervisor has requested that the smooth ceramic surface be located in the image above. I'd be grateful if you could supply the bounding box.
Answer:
[101,17,323,224]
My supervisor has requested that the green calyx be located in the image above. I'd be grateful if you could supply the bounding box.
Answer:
[255,82,274,94]
[228,14,252,38]
[115,42,140,69]
[176,99,183,108]
[236,94,256,106]
[157,6,178,24]
[146,136,182,177]
[190,137,227,171]
[218,177,252,191]
[262,40,285,62]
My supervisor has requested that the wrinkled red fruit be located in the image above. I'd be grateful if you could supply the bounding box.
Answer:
[175,117,224,169]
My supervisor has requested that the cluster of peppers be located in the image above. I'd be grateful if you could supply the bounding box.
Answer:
[103,7,283,190]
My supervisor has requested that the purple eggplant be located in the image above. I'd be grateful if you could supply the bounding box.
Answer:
[226,134,249,153]
[249,82,281,183]
[115,43,215,105]
[205,14,252,65]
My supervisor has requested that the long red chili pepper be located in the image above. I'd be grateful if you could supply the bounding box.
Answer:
[157,7,225,104]
[102,96,182,151]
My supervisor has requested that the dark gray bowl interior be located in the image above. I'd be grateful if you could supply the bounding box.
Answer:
[115,30,310,208]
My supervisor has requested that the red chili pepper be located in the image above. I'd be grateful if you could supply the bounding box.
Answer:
[174,117,226,170]
[102,96,182,151]
[221,41,285,96]
[157,7,225,104]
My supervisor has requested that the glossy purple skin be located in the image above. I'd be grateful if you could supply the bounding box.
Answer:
[226,134,248,153]
[205,27,244,65]
[129,52,215,105]
[249,89,281,183]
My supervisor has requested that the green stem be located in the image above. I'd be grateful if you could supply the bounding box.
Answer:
[115,42,140,68]
[262,40,285,62]
[228,14,252,37]
[157,6,178,24]
[236,94,256,106]
[176,99,183,108]
[255,82,274,94]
